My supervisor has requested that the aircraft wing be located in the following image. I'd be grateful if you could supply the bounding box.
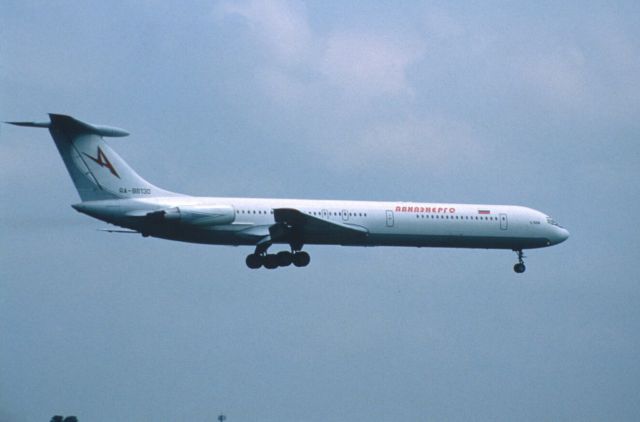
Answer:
[272,208,368,244]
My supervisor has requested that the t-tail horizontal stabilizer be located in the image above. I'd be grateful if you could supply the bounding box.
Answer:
[7,114,130,137]
[5,121,50,128]
[5,113,178,201]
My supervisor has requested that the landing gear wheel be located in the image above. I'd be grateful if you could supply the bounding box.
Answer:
[513,250,526,273]
[292,251,311,267]
[264,254,279,269]
[245,254,263,269]
[277,251,293,267]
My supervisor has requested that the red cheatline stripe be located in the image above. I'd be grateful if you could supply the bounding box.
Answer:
[478,210,490,214]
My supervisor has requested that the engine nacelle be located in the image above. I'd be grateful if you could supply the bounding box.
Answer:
[162,205,235,226]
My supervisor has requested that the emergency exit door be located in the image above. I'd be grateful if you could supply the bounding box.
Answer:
[500,213,508,230]
[386,210,394,227]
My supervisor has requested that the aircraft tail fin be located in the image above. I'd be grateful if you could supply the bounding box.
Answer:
[6,114,178,201]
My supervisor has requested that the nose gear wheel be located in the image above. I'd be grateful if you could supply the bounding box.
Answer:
[513,250,526,273]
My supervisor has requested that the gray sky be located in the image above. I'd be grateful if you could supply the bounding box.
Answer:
[1,1,639,420]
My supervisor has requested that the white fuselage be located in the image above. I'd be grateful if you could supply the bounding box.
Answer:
[73,196,570,251]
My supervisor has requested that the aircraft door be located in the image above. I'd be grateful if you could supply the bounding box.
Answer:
[500,213,508,230]
[386,210,394,227]
[321,209,329,219]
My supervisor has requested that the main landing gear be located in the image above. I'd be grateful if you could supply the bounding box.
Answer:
[513,250,526,273]
[245,249,311,269]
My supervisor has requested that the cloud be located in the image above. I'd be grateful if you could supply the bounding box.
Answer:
[516,46,589,109]
[326,115,482,172]
[213,1,638,172]
[424,9,465,41]
[255,66,310,104]
[214,1,483,171]
[320,32,423,98]
[216,0,424,100]
[215,0,312,66]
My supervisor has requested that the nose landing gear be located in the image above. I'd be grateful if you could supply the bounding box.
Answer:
[513,250,526,273]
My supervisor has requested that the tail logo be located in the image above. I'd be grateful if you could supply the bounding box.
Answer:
[84,147,120,179]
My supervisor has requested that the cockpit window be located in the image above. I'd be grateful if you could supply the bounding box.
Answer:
[546,217,563,228]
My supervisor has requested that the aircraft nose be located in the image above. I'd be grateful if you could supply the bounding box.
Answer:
[555,227,570,244]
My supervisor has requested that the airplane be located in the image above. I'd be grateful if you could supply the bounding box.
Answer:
[6,114,569,272]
